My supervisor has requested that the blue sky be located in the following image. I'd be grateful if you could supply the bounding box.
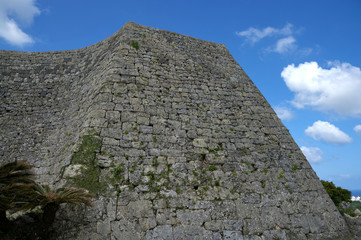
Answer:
[1,0,360,192]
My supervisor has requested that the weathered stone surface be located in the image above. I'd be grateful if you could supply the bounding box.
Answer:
[356,209,361,216]
[63,164,85,178]
[0,22,357,239]
[344,214,361,240]
[223,231,243,240]
[97,219,111,236]
[146,225,173,240]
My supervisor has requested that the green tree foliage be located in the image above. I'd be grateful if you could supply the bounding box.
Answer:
[321,180,351,207]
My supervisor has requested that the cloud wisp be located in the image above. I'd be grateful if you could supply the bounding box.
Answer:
[274,106,294,121]
[236,23,311,55]
[0,0,40,47]
[281,61,361,117]
[305,120,352,145]
[354,125,361,134]
[300,146,323,163]
[236,23,292,45]
[273,36,296,54]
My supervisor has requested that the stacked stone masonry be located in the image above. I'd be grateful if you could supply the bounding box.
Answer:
[0,22,357,239]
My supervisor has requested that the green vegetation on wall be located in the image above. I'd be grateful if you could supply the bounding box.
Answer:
[68,130,105,194]
[129,40,139,50]
[352,201,361,210]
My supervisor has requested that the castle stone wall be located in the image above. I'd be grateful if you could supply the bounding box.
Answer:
[0,22,355,239]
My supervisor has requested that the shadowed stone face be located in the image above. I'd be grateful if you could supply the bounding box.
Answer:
[0,22,355,239]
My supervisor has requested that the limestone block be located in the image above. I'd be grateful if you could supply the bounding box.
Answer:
[355,209,361,216]
[139,217,157,231]
[103,137,119,146]
[97,219,111,236]
[176,209,211,226]
[262,230,287,240]
[155,209,177,225]
[210,201,237,220]
[307,214,326,234]
[63,164,85,178]
[192,138,207,148]
[101,127,123,139]
[113,83,127,94]
[223,220,243,231]
[146,225,173,240]
[204,221,223,231]
[139,125,153,133]
[223,231,243,240]
[106,111,121,123]
[121,111,137,122]
[111,220,142,240]
[137,116,150,125]
[89,118,108,127]
[117,200,154,219]
[160,189,177,198]
[243,236,262,240]
[344,214,361,239]
[173,225,213,239]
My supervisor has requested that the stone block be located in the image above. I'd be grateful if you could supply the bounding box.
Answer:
[103,137,119,145]
[111,220,142,240]
[193,138,207,148]
[97,219,111,236]
[117,200,154,219]
[223,220,243,231]
[146,225,173,240]
[176,209,211,226]
[223,231,243,240]
[173,225,213,240]
[137,116,150,125]
[106,111,121,123]
[63,164,85,178]
[139,125,153,133]
[139,217,157,231]
[121,111,137,122]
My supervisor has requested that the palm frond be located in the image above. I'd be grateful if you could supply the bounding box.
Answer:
[22,184,93,211]
[54,187,93,206]
[9,183,37,209]
[0,194,13,210]
[0,163,35,211]
[0,160,34,185]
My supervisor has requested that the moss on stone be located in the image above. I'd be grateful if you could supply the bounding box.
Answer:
[68,131,106,194]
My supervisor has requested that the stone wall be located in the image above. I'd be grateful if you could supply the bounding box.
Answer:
[345,214,361,239]
[0,22,355,239]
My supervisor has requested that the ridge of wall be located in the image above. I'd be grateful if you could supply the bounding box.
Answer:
[0,22,354,239]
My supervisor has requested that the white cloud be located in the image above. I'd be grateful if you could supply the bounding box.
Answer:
[281,61,361,116]
[274,106,294,120]
[351,196,361,202]
[301,146,323,163]
[236,23,311,55]
[305,120,352,145]
[354,125,361,134]
[0,19,34,46]
[0,0,40,47]
[236,23,293,44]
[273,36,297,54]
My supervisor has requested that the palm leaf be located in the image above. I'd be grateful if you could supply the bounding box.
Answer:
[22,184,93,211]
[0,161,35,211]
[0,160,34,185]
